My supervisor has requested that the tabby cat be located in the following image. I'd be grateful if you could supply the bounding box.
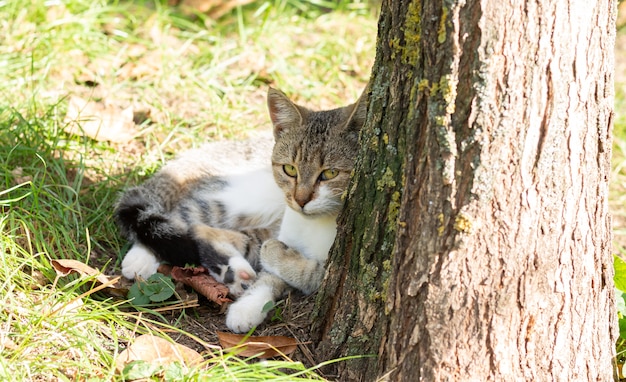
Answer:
[115,88,366,332]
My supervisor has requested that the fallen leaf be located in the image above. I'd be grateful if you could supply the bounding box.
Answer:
[170,0,255,19]
[216,331,298,358]
[115,334,203,374]
[169,266,232,306]
[51,259,128,298]
[52,259,110,283]
[11,167,32,185]
[64,95,138,142]
[157,264,173,276]
[0,335,18,351]
[29,269,48,289]
[118,51,162,81]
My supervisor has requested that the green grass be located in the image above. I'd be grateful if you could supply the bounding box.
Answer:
[0,0,376,379]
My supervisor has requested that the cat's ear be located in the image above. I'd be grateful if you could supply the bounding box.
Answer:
[267,88,305,138]
[343,88,368,132]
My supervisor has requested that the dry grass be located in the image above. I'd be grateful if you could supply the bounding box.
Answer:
[0,0,376,379]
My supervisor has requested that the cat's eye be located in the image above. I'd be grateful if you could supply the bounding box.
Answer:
[320,169,339,181]
[283,164,298,177]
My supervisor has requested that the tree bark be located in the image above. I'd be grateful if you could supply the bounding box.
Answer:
[311,0,617,380]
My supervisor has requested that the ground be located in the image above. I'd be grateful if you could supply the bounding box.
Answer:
[3,0,626,379]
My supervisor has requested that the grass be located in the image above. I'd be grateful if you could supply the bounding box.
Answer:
[0,0,376,379]
[5,0,624,379]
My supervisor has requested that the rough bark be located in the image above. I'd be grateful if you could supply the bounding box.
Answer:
[311,0,616,380]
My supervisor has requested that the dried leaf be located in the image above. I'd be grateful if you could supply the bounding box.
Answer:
[51,259,128,297]
[29,269,48,289]
[170,0,255,19]
[64,95,138,142]
[216,331,298,358]
[11,167,32,185]
[52,259,111,284]
[115,334,203,374]
[170,266,231,306]
[157,264,173,276]
[0,335,18,351]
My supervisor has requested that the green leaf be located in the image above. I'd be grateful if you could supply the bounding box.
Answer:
[614,255,626,292]
[128,283,151,306]
[148,273,171,284]
[127,273,176,305]
[164,362,185,380]
[262,300,275,314]
[122,360,161,380]
[271,306,283,323]
[150,288,174,302]
[148,275,175,302]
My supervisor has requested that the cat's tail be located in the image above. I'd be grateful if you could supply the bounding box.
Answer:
[115,186,161,241]
[114,187,201,266]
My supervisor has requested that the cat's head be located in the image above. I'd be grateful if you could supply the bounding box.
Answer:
[267,87,367,217]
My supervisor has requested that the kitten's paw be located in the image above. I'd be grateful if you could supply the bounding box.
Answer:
[225,285,273,333]
[260,239,293,275]
[121,243,160,280]
[226,256,257,297]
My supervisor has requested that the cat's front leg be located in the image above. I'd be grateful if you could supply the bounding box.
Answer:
[260,239,325,295]
[225,272,287,333]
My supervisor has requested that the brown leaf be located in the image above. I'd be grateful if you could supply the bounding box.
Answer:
[216,331,298,358]
[170,266,231,306]
[171,0,255,19]
[52,259,111,284]
[115,334,203,373]
[51,259,128,297]
[64,96,138,142]
[157,264,173,277]
[11,167,32,185]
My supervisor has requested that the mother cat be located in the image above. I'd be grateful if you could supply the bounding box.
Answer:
[115,87,366,333]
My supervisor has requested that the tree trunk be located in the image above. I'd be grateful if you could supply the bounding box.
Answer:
[311,0,616,380]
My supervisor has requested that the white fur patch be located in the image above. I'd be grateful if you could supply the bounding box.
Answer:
[225,284,273,333]
[213,168,286,229]
[278,207,337,263]
[121,243,160,280]
[302,185,340,216]
[226,256,257,297]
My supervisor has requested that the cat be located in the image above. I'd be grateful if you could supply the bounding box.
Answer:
[115,87,367,332]
[115,140,284,297]
[225,88,366,332]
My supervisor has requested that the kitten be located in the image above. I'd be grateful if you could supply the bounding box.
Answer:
[115,87,366,333]
[225,88,366,332]
[115,143,285,297]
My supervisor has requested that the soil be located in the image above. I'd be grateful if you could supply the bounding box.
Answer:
[167,290,319,365]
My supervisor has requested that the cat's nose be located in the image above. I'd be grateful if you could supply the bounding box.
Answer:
[295,194,312,208]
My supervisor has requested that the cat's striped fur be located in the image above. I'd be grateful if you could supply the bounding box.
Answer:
[115,87,367,332]
[115,147,284,296]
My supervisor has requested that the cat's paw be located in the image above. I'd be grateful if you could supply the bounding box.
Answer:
[259,239,292,275]
[121,243,160,280]
[225,285,273,333]
[226,256,257,297]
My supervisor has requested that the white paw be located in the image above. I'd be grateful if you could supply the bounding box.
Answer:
[225,285,273,333]
[121,243,160,280]
[226,256,257,297]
